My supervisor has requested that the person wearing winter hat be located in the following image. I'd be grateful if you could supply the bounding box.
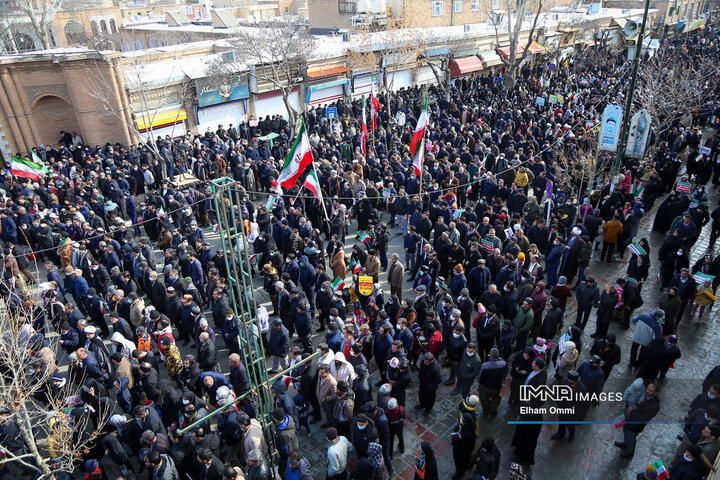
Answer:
[636,464,658,480]
[384,397,405,457]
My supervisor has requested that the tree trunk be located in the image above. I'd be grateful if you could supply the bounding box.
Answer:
[282,93,298,129]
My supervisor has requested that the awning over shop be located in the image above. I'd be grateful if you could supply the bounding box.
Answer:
[135,104,187,132]
[478,50,504,67]
[449,56,484,77]
[497,41,545,59]
[675,21,686,31]
[306,66,350,79]
[527,41,546,54]
[559,47,575,57]
[305,78,349,103]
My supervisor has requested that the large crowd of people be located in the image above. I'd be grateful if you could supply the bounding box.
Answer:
[1,26,720,480]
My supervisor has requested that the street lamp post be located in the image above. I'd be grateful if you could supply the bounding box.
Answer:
[610,0,653,190]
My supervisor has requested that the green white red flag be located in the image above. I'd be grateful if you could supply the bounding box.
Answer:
[278,120,314,189]
[302,168,322,200]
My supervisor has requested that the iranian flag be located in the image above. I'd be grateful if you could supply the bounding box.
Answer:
[157,207,167,218]
[695,153,704,163]
[278,120,314,189]
[361,97,368,156]
[410,99,428,157]
[370,82,380,131]
[650,461,669,480]
[303,168,322,200]
[357,231,371,244]
[11,155,46,181]
[331,276,345,291]
[412,139,425,176]
[212,224,220,233]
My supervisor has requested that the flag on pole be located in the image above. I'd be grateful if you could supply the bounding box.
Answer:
[248,253,258,263]
[10,155,46,181]
[371,84,381,131]
[212,224,220,233]
[302,168,322,200]
[466,184,472,195]
[278,120,314,189]
[361,97,368,156]
[481,239,494,253]
[650,461,669,480]
[453,208,463,219]
[157,207,166,218]
[410,99,428,157]
[695,153,704,163]
[331,277,345,291]
[412,138,425,176]
[31,151,50,176]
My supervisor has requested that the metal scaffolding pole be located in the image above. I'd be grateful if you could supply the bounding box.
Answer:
[206,177,276,470]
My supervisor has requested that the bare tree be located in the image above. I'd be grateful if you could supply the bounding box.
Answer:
[213,18,316,128]
[635,43,719,156]
[84,50,195,156]
[13,0,91,50]
[424,32,478,102]
[0,281,110,479]
[492,0,543,88]
[347,10,426,120]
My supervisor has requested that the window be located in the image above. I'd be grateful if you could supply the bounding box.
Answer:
[492,0,500,9]
[64,20,86,44]
[432,1,443,16]
[471,0,479,10]
[681,3,687,18]
[454,0,462,12]
[338,0,356,13]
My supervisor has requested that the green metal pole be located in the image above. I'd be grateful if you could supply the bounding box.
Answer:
[611,0,652,190]
[177,351,320,435]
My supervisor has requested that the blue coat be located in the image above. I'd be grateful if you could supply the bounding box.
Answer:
[189,259,204,287]
[294,310,312,338]
[546,243,566,266]
[326,330,342,353]
[73,276,89,298]
[298,257,316,291]
[413,273,432,292]
[373,333,393,367]
[269,326,290,356]
[394,328,414,356]
[285,261,300,285]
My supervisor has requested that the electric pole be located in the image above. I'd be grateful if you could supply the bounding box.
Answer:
[610,0,652,190]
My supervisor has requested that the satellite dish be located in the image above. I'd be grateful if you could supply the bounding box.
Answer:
[624,19,639,36]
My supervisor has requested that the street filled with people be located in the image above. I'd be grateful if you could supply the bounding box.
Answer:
[2,27,720,480]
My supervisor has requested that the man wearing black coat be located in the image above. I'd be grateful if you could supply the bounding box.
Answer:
[194,449,225,480]
[616,383,660,457]
[551,370,589,442]
[351,413,379,458]
[589,333,622,380]
[416,353,442,413]
[228,353,250,396]
[540,298,562,339]
[574,278,600,330]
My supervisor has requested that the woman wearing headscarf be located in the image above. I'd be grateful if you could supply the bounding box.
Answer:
[414,442,438,480]
[351,458,375,480]
[509,347,534,409]
[101,434,131,478]
[451,413,477,480]
[352,364,372,415]
[368,441,390,480]
[554,341,579,380]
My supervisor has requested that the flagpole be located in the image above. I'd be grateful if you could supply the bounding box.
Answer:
[313,162,331,223]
